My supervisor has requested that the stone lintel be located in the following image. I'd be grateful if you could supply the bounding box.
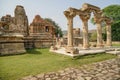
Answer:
[82,3,100,11]
[101,16,113,25]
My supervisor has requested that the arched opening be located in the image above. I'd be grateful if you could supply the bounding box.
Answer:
[45,26,49,32]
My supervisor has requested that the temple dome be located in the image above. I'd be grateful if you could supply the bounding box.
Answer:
[32,15,44,23]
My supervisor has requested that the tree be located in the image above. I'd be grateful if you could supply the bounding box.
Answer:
[91,5,120,41]
[91,5,120,24]
[89,32,97,42]
[44,18,63,37]
[103,5,120,41]
[103,5,120,23]
[111,20,120,41]
[90,18,95,25]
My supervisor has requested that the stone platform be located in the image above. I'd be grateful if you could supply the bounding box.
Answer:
[50,47,120,57]
[0,35,26,55]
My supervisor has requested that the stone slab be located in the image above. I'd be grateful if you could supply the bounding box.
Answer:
[50,47,105,57]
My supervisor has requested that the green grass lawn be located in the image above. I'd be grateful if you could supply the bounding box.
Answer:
[0,48,118,80]
[112,43,120,46]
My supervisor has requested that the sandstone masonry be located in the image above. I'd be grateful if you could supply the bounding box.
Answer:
[0,5,56,55]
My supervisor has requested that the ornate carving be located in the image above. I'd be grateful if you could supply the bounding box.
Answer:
[29,15,55,38]
[82,3,101,15]
[100,16,112,46]
[94,11,103,23]
[63,3,113,48]
[14,5,28,36]
[73,28,80,37]
[64,7,76,20]
[79,13,90,22]
[102,16,113,25]
[0,5,29,36]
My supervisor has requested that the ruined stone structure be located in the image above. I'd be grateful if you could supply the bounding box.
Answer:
[14,5,29,36]
[0,5,29,55]
[61,28,82,47]
[0,15,15,35]
[73,28,80,37]
[0,5,56,55]
[24,15,56,49]
[0,5,29,36]
[29,15,55,38]
[0,36,26,55]
[64,3,112,54]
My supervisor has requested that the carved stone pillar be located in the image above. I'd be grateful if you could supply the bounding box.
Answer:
[94,12,103,48]
[64,10,79,54]
[106,21,112,46]
[64,11,75,47]
[79,14,90,49]
[96,22,103,47]
[68,17,74,47]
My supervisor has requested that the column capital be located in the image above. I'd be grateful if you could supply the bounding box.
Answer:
[79,13,90,22]
[64,10,76,20]
[94,11,102,23]
[101,16,113,25]
[105,19,113,25]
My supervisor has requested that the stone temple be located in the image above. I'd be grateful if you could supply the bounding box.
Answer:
[50,3,120,57]
[0,5,29,36]
[0,5,56,55]
[0,3,120,56]
[29,15,55,38]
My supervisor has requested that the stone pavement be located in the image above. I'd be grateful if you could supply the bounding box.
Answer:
[21,57,120,80]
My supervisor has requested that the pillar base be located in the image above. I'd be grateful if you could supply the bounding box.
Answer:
[66,46,79,54]
[97,44,104,48]
[106,43,112,47]
[49,46,58,52]
[83,44,89,49]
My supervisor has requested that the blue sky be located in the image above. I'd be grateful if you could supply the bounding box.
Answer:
[0,0,120,30]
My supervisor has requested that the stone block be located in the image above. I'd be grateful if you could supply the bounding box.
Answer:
[49,46,57,51]
[0,36,26,55]
[66,47,79,54]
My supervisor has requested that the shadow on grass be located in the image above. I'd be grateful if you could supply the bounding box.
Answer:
[26,49,42,55]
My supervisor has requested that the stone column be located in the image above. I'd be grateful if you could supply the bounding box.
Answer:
[94,12,103,48]
[67,17,73,47]
[106,21,112,46]
[96,22,103,47]
[64,11,76,47]
[79,14,90,49]
[64,10,78,54]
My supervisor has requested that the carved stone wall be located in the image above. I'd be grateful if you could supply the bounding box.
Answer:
[0,5,29,36]
[23,37,55,49]
[73,28,80,37]
[0,5,56,55]
[14,5,29,36]
[29,15,55,39]
[0,36,26,55]
[60,28,82,47]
